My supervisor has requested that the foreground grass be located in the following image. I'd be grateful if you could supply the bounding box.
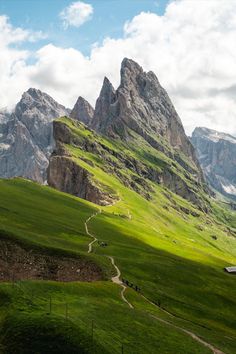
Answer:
[0,176,236,353]
[0,281,212,354]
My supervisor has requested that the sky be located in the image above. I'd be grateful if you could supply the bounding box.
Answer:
[0,0,236,136]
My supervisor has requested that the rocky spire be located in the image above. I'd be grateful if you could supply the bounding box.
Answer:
[120,58,144,87]
[92,77,118,134]
[70,96,94,125]
[91,58,199,171]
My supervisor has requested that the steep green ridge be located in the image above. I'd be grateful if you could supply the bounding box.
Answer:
[49,117,209,209]
[1,115,236,352]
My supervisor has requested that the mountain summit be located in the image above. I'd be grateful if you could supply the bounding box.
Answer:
[0,88,69,183]
[70,96,94,125]
[91,58,198,168]
[192,127,236,198]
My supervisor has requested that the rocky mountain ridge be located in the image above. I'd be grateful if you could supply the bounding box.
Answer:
[91,59,202,178]
[47,59,209,210]
[0,88,69,183]
[191,127,236,198]
[0,58,209,209]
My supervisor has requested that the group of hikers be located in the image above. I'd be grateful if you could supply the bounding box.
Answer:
[98,240,108,247]
[122,278,141,292]
[96,239,142,292]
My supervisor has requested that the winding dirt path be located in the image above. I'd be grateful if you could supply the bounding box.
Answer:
[141,292,224,353]
[85,210,133,308]
[85,210,225,354]
[108,256,133,309]
[141,294,175,318]
[85,210,101,254]
[150,313,224,354]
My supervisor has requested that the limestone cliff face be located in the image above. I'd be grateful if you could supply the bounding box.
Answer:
[48,156,115,205]
[70,96,94,125]
[91,59,201,178]
[0,89,69,183]
[47,120,117,206]
[191,127,236,198]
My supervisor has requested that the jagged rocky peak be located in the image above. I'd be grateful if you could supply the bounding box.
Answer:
[0,88,69,183]
[92,77,117,133]
[100,76,116,97]
[16,88,69,122]
[120,58,162,98]
[91,58,198,166]
[70,96,94,125]
[191,127,236,198]
[193,127,236,144]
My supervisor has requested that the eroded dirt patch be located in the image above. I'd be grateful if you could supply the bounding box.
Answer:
[0,238,103,282]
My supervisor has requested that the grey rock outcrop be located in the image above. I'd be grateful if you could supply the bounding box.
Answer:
[91,58,200,176]
[48,155,115,206]
[191,127,236,198]
[70,96,94,125]
[0,88,69,183]
[48,120,117,206]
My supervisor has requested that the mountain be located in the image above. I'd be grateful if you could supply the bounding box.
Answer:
[191,127,236,198]
[70,96,94,125]
[48,59,208,210]
[92,58,200,172]
[0,88,69,183]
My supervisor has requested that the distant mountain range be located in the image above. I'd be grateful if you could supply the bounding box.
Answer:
[191,127,236,199]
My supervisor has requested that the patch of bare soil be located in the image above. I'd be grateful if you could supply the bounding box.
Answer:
[0,238,103,282]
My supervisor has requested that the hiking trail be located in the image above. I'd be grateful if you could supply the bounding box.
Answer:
[85,209,225,354]
[85,210,101,254]
[85,209,133,308]
[108,256,133,309]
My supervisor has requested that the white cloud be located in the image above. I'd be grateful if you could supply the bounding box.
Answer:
[60,1,93,29]
[0,15,46,111]
[2,0,236,137]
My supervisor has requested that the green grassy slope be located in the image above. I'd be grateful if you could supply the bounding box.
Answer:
[1,118,236,353]
[0,179,214,354]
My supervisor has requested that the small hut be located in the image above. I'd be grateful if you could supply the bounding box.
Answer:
[224,266,236,274]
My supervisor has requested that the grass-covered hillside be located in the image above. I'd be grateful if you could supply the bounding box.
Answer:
[1,118,236,353]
